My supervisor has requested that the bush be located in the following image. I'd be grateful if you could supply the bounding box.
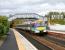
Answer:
[49,19,65,25]
[0,16,9,36]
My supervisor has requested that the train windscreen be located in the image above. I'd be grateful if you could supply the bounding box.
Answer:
[34,22,45,27]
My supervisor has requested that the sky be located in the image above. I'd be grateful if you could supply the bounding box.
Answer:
[0,0,65,16]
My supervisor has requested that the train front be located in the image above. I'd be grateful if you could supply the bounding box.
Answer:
[32,19,47,34]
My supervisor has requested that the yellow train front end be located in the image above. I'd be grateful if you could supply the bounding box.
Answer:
[31,19,48,35]
[34,26,46,34]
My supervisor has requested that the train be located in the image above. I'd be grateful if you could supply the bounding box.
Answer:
[16,18,48,35]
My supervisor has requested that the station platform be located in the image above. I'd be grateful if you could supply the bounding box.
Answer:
[12,29,38,50]
[0,29,19,50]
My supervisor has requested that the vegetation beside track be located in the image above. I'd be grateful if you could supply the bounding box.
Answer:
[0,16,9,37]
[0,16,10,46]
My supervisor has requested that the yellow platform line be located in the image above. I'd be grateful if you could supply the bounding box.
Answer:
[12,29,25,50]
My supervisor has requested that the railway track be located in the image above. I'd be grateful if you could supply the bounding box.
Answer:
[48,32,65,42]
[43,35,65,47]
[30,35,65,50]
[16,29,65,50]
[16,29,52,50]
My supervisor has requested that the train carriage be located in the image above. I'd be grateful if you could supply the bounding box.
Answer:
[16,18,48,35]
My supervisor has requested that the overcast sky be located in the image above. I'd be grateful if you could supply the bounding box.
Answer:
[0,0,65,16]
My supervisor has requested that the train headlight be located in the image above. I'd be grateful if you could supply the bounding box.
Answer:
[35,30,40,33]
[43,30,46,32]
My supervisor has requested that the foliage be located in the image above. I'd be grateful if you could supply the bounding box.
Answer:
[47,12,65,25]
[50,19,65,25]
[0,16,9,36]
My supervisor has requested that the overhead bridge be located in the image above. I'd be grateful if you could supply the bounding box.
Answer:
[8,13,44,21]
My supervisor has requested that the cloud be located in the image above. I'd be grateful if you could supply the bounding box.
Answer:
[38,3,65,16]
[0,0,65,16]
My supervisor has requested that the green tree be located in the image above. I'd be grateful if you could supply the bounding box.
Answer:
[47,12,65,25]
[0,16,9,36]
